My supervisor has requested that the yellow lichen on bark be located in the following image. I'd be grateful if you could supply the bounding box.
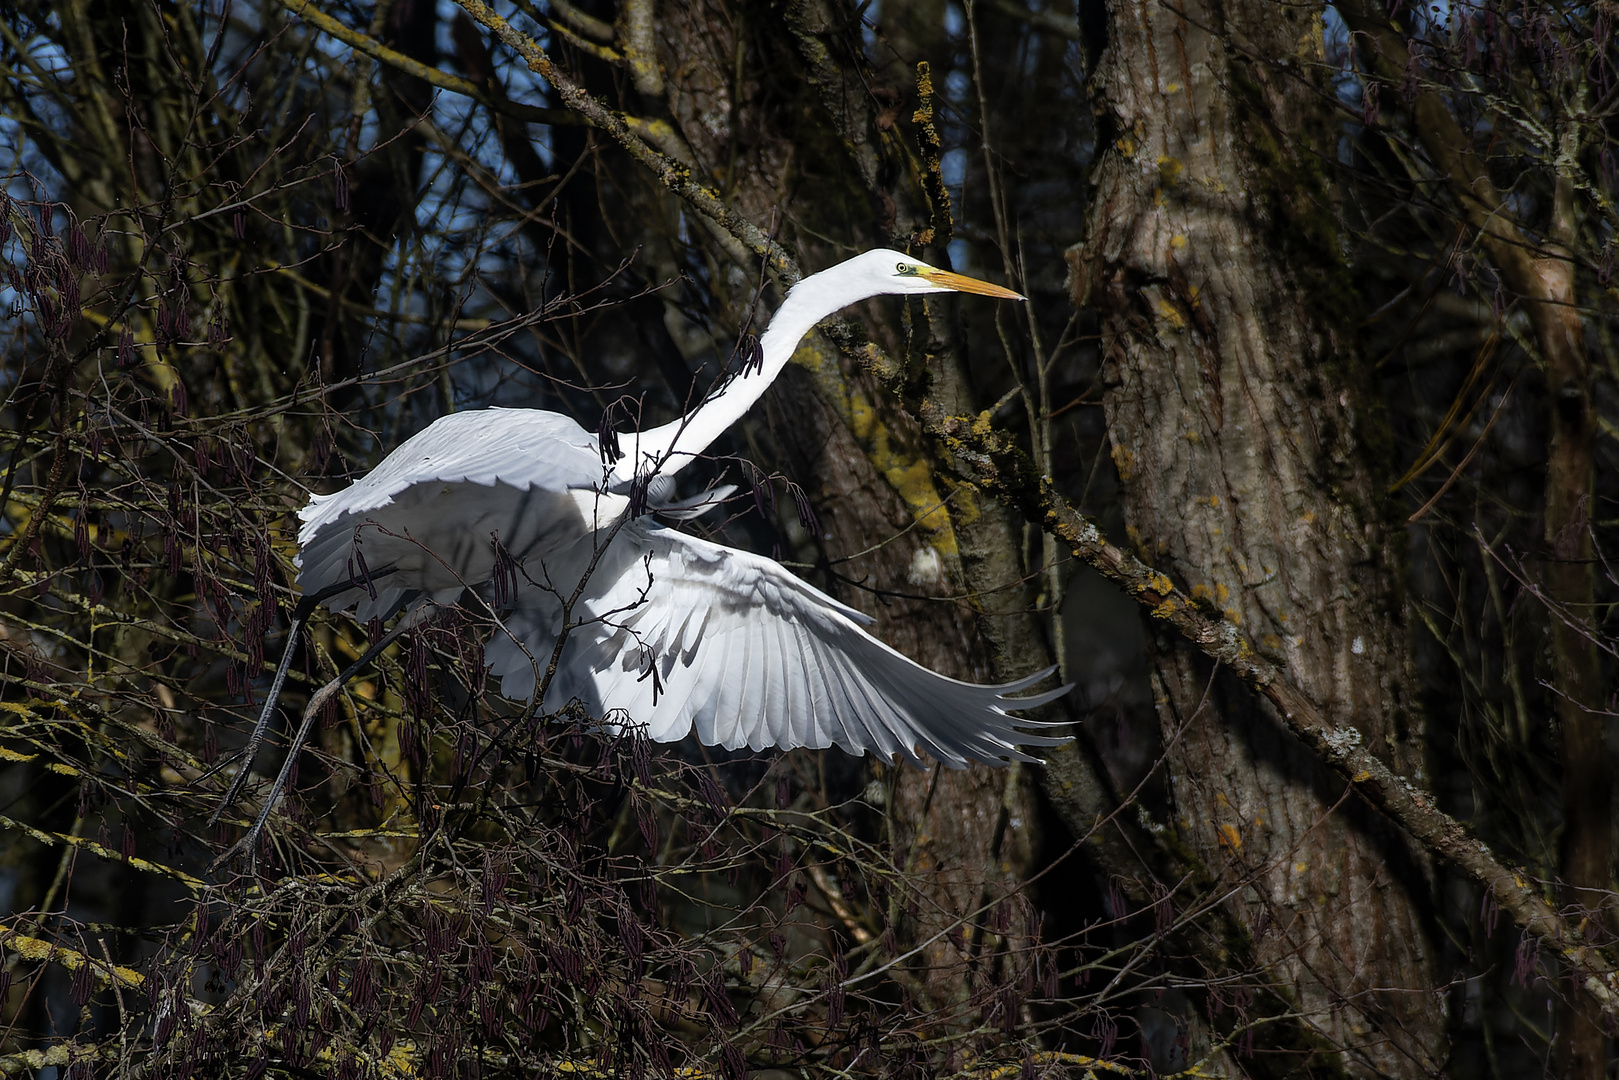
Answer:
[790,338,959,555]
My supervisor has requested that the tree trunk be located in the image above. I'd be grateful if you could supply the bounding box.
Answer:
[1072,0,1444,1071]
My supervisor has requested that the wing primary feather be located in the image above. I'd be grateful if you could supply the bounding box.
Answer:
[827,635,941,768]
[996,682,1075,714]
[989,665,1063,695]
[806,624,868,757]
[811,623,905,764]
[809,615,874,761]
[790,612,841,757]
[778,614,816,749]
[733,618,761,751]
[762,616,795,749]
[805,625,892,758]
[696,622,737,748]
[865,661,938,769]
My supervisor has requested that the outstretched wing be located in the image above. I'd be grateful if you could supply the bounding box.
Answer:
[294,408,611,621]
[486,523,1071,767]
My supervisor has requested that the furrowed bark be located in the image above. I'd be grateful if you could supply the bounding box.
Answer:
[1067,0,1445,1069]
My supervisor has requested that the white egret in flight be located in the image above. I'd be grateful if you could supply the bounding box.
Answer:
[213,250,1070,851]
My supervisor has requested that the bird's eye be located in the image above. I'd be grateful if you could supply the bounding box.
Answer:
[896,263,918,276]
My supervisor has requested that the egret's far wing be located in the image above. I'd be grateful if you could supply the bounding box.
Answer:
[294,409,610,619]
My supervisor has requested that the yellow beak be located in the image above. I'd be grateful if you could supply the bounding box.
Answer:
[917,267,1026,301]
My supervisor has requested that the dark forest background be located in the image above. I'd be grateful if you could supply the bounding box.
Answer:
[0,0,1615,1076]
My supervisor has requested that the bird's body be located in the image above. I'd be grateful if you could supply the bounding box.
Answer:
[216,250,1067,848]
[294,405,1065,767]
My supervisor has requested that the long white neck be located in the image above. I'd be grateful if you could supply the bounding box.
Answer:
[609,264,884,484]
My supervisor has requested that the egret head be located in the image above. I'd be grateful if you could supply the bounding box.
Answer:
[795,248,1026,311]
[880,250,1026,299]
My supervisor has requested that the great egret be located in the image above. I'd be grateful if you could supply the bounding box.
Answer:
[213,250,1070,850]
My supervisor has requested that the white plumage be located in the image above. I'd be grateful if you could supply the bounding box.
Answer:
[295,408,607,624]
[483,520,1069,767]
[217,250,1068,842]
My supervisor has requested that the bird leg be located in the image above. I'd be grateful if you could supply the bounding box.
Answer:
[211,601,433,870]
[204,605,310,822]
[205,575,397,823]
